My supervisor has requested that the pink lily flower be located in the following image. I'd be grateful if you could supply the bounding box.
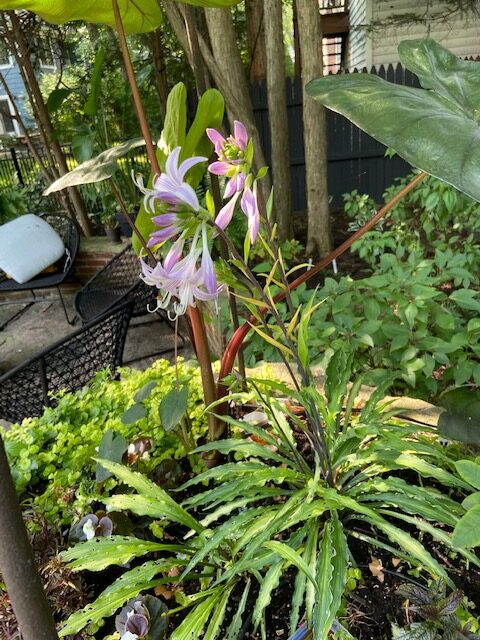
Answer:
[153,147,206,210]
[207,121,249,198]
[147,212,182,246]
[133,147,206,213]
[241,182,260,243]
[214,191,240,231]
[141,225,224,319]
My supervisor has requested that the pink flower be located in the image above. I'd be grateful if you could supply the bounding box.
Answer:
[214,191,240,231]
[141,225,224,319]
[134,147,206,214]
[241,182,260,243]
[207,121,249,198]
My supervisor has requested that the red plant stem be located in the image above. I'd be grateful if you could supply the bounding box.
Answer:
[112,0,160,175]
[188,306,223,441]
[218,171,427,385]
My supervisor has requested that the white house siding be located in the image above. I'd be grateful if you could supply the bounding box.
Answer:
[347,0,480,69]
[345,0,370,69]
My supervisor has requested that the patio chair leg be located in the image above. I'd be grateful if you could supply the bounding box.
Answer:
[57,286,76,325]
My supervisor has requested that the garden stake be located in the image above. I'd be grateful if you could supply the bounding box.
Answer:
[188,305,223,443]
[112,0,160,175]
[0,435,59,640]
[218,170,428,386]
[111,0,220,441]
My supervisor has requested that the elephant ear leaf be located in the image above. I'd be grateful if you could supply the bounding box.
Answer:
[306,38,480,203]
[0,0,163,33]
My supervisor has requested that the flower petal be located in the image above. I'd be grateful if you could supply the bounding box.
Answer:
[165,147,182,183]
[234,121,248,150]
[208,161,232,176]
[206,128,226,148]
[178,155,207,180]
[215,191,240,230]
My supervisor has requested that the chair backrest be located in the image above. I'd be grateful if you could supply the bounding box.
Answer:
[40,213,80,278]
[75,244,156,322]
[0,300,133,424]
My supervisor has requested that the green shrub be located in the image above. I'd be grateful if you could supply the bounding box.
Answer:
[244,252,480,399]
[3,359,208,525]
[346,173,480,276]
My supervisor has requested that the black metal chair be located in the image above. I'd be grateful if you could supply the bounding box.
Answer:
[74,244,183,361]
[0,213,80,331]
[0,300,133,424]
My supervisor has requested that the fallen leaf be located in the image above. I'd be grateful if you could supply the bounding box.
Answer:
[369,557,385,583]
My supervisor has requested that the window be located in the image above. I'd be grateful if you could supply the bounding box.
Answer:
[34,37,56,69]
[323,35,346,74]
[0,98,16,135]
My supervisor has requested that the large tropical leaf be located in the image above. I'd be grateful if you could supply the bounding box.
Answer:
[306,38,480,203]
[43,138,145,193]
[0,0,241,32]
[0,0,163,33]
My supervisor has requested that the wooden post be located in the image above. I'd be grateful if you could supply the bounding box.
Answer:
[0,435,59,640]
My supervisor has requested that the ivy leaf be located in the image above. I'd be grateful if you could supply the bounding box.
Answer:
[306,38,480,203]
[96,429,127,483]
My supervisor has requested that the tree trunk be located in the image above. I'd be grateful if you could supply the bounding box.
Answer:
[0,436,59,640]
[263,0,293,240]
[203,7,271,199]
[293,0,302,78]
[181,5,210,96]
[296,0,332,257]
[7,12,92,236]
[150,31,169,119]
[246,0,267,82]
[162,1,271,200]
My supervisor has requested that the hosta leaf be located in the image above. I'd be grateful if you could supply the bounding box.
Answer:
[314,522,334,640]
[44,138,145,192]
[329,513,348,630]
[59,560,178,636]
[195,439,293,465]
[290,523,318,633]
[262,541,318,591]
[452,505,480,549]
[454,460,480,490]
[252,562,284,632]
[170,589,222,640]
[203,585,235,640]
[225,579,251,640]
[307,39,480,203]
[97,459,203,533]
[60,536,182,572]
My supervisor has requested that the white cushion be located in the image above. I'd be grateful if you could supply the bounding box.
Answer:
[0,214,65,284]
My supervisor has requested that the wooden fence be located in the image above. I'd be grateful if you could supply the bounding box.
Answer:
[250,62,426,210]
[0,62,470,214]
